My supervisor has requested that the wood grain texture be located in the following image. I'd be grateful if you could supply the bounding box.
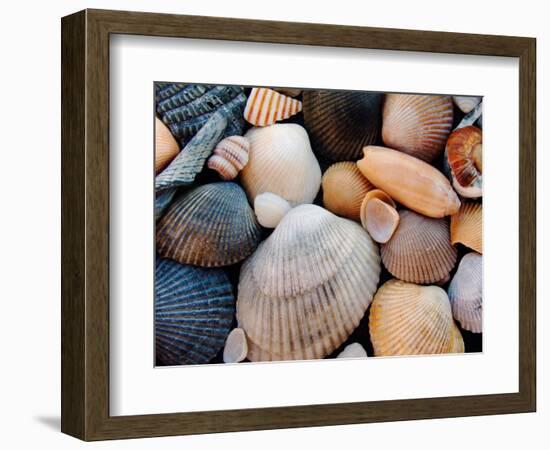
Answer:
[61,8,536,441]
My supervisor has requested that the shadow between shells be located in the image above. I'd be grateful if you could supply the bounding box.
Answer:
[154,83,483,366]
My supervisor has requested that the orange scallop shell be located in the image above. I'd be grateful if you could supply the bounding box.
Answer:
[155,117,179,174]
[244,87,302,127]
[450,201,482,253]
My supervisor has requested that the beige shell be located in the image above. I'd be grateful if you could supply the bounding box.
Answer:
[453,96,482,114]
[244,87,302,127]
[237,204,381,361]
[241,124,322,206]
[357,146,460,218]
[450,201,482,254]
[254,192,292,228]
[207,135,250,180]
[223,328,248,363]
[446,126,482,198]
[362,198,400,244]
[381,209,457,284]
[448,253,482,333]
[155,117,180,174]
[382,94,453,162]
[322,162,374,220]
[337,343,367,359]
[369,279,465,356]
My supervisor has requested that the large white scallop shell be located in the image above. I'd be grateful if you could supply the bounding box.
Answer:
[237,204,381,361]
[241,124,322,205]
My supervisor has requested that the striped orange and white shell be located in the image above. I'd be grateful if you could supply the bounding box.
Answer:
[381,209,457,284]
[357,146,460,218]
[156,182,261,267]
[237,204,381,361]
[207,135,250,180]
[322,162,374,221]
[302,90,384,163]
[453,96,482,114]
[369,279,465,356]
[155,117,180,174]
[244,87,302,127]
[254,192,292,228]
[448,252,483,333]
[382,94,453,162]
[241,124,322,206]
[450,201,482,253]
[446,126,482,198]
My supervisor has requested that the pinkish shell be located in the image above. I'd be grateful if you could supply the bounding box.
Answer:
[244,88,302,127]
[207,136,250,180]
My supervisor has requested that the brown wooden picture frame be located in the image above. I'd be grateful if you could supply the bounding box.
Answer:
[61,8,536,441]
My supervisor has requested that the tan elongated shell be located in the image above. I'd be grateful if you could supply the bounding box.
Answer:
[453,96,482,114]
[381,209,457,284]
[244,88,302,127]
[237,204,381,361]
[382,94,453,162]
[302,90,384,163]
[155,117,180,174]
[362,198,400,244]
[450,201,482,253]
[446,126,482,198]
[241,124,322,206]
[369,279,465,356]
[448,253,482,333]
[207,135,250,180]
[322,162,374,220]
[357,146,460,218]
[254,192,292,228]
[156,182,261,267]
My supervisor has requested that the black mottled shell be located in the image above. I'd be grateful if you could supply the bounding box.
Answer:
[302,90,383,163]
[155,258,235,366]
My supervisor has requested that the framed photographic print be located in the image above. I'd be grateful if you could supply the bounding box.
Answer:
[61,9,536,441]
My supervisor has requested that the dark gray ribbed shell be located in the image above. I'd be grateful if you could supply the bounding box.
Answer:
[155,258,235,366]
[302,90,383,163]
[156,182,261,267]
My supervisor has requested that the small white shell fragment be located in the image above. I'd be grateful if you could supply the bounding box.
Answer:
[223,328,248,363]
[337,343,367,359]
[254,192,292,228]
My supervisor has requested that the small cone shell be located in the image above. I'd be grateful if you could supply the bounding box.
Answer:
[207,135,250,180]
[453,96,482,114]
[254,192,292,228]
[223,328,248,363]
[337,343,367,359]
[382,94,453,162]
[369,279,465,356]
[448,253,482,333]
[155,118,180,174]
[381,209,457,284]
[446,126,483,198]
[244,87,302,126]
[451,201,482,253]
[322,162,374,220]
[363,198,400,244]
[357,146,461,218]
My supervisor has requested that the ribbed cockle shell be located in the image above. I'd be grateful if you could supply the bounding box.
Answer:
[450,201,482,253]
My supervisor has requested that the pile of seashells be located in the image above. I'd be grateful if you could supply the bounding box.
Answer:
[154,83,483,366]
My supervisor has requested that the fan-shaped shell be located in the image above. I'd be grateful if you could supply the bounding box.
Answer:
[362,198,400,244]
[357,146,460,218]
[254,192,292,228]
[322,162,374,221]
[156,84,246,147]
[453,96,482,114]
[446,126,482,198]
[155,117,180,174]
[156,182,261,267]
[237,204,381,361]
[450,201,482,253]
[381,209,457,284]
[448,253,482,333]
[369,279,465,356]
[302,90,383,163]
[207,135,250,180]
[241,124,322,205]
[155,258,234,365]
[382,94,453,162]
[244,87,302,126]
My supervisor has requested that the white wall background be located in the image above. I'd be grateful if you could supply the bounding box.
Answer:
[0,0,546,448]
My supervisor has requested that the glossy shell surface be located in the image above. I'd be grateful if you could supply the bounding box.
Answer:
[446,126,483,198]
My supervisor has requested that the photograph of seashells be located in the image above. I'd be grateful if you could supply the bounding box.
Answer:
[154,83,483,366]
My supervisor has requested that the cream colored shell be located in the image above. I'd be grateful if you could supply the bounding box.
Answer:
[155,117,179,174]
